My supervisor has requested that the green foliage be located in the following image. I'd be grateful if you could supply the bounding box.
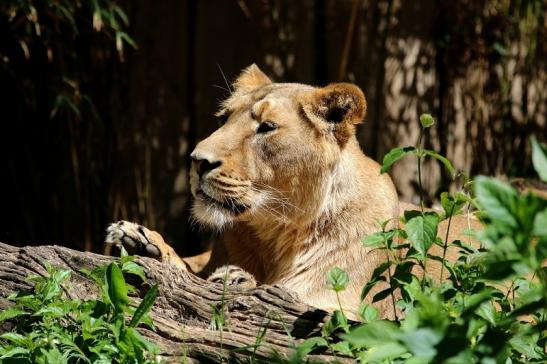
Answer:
[326,267,349,293]
[1,0,136,120]
[0,253,161,363]
[286,128,546,363]
[531,136,547,182]
[419,113,435,128]
[380,146,416,174]
[405,212,439,260]
[380,114,456,179]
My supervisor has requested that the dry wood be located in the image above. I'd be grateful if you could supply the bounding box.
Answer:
[0,242,346,363]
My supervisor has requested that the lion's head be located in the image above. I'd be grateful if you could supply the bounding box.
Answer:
[190,64,368,230]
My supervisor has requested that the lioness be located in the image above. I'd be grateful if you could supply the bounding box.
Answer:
[105,64,476,319]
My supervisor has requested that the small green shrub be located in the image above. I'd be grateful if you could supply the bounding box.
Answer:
[286,118,547,363]
[0,250,160,363]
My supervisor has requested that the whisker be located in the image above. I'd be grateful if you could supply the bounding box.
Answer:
[251,183,303,213]
[217,63,232,93]
[212,84,231,94]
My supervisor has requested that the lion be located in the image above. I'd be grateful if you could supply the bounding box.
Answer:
[105,64,481,319]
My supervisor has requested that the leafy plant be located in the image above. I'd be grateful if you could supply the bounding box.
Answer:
[285,117,546,363]
[380,114,456,210]
[0,250,161,363]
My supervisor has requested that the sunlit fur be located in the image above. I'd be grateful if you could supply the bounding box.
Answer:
[189,64,402,319]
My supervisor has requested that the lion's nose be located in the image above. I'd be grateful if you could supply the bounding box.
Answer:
[191,153,222,178]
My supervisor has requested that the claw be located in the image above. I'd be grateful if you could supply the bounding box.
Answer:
[145,243,161,258]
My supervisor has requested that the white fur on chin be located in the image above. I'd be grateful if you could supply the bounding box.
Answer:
[191,198,236,231]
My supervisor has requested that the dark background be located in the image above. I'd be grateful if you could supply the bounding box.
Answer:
[0,0,545,256]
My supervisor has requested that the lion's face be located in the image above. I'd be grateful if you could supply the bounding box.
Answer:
[190,65,367,229]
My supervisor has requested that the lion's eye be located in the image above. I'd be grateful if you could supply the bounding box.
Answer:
[257,120,278,134]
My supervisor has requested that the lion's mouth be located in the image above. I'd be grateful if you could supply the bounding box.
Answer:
[196,190,248,215]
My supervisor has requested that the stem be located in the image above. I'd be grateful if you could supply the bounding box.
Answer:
[382,227,399,321]
[335,291,345,318]
[417,129,425,213]
[440,204,455,281]
[385,255,398,322]
[421,259,427,288]
[504,280,515,310]
[416,129,427,287]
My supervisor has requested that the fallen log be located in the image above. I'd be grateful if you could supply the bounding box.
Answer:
[0,242,343,363]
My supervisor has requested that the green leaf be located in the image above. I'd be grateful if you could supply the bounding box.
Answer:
[358,304,379,323]
[129,284,159,327]
[106,262,129,312]
[370,261,392,281]
[112,5,130,25]
[509,334,544,360]
[419,113,435,128]
[405,213,439,259]
[360,276,386,300]
[380,146,416,174]
[40,348,64,363]
[116,31,138,49]
[398,328,442,359]
[423,150,456,178]
[52,269,71,284]
[342,320,399,348]
[403,209,422,223]
[121,261,146,281]
[461,290,496,316]
[0,307,27,322]
[0,332,27,346]
[372,287,393,302]
[326,267,349,292]
[0,347,30,360]
[531,136,547,181]
[533,208,547,237]
[440,192,466,218]
[34,305,65,317]
[509,297,546,318]
[362,232,385,248]
[330,309,348,332]
[124,327,159,353]
[475,176,518,228]
[120,245,129,258]
[482,259,519,280]
[359,342,408,362]
[41,279,62,301]
[331,341,352,356]
[476,302,497,326]
[294,337,328,359]
[392,261,416,285]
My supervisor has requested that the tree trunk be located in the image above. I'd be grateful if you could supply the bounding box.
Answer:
[0,242,345,363]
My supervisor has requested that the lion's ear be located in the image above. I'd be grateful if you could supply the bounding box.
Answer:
[302,83,367,145]
[233,64,272,93]
[311,83,366,125]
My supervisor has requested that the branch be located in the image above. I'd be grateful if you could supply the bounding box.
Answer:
[0,242,345,362]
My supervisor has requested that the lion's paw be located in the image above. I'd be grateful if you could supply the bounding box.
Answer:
[207,265,257,289]
[105,220,162,259]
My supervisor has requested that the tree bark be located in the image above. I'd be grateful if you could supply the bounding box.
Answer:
[0,242,345,363]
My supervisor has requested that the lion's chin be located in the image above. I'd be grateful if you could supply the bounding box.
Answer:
[191,192,248,230]
[191,200,236,230]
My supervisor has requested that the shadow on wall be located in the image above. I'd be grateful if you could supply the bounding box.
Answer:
[0,0,544,256]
